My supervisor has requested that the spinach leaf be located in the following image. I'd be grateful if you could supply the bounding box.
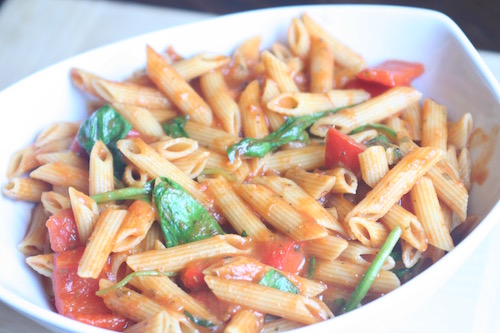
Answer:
[77,104,132,177]
[366,135,403,162]
[227,107,349,162]
[258,269,299,294]
[153,177,224,247]
[162,116,189,138]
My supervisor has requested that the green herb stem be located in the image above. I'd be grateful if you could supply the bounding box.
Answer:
[96,270,175,296]
[341,226,402,314]
[91,184,153,203]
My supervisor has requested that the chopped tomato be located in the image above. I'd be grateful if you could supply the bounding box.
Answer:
[52,247,130,331]
[258,236,305,274]
[325,127,366,172]
[180,261,209,291]
[356,60,424,87]
[344,78,390,98]
[46,208,80,253]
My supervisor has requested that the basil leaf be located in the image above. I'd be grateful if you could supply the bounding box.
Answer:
[153,177,224,247]
[162,116,189,138]
[259,269,299,294]
[77,104,132,177]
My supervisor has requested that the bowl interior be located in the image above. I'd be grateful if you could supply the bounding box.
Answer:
[0,5,499,332]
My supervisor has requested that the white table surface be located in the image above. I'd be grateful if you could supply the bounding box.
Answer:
[1,0,500,332]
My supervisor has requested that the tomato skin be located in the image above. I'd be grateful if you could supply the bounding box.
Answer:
[46,208,80,253]
[180,261,208,291]
[325,127,366,172]
[344,78,390,98]
[356,60,424,87]
[259,237,305,274]
[52,247,130,331]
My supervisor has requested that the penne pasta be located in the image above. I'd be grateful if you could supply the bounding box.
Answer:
[126,235,252,272]
[284,167,336,200]
[205,276,333,325]
[91,78,173,109]
[421,98,447,151]
[411,176,454,251]
[18,203,49,256]
[234,183,328,241]
[2,177,51,202]
[146,46,213,125]
[200,70,241,135]
[239,80,269,139]
[310,86,422,136]
[30,162,89,193]
[206,177,273,241]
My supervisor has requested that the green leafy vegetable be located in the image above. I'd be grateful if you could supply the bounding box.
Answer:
[307,256,316,278]
[95,270,175,296]
[259,269,299,294]
[366,135,403,162]
[77,104,132,177]
[162,116,189,138]
[241,230,248,237]
[153,177,224,247]
[227,107,347,162]
[350,123,397,142]
[184,311,217,328]
[91,180,154,203]
[341,226,402,314]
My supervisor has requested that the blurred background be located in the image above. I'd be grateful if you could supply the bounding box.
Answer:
[105,0,500,51]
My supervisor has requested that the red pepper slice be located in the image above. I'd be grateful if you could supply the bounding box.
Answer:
[52,247,130,331]
[356,60,424,87]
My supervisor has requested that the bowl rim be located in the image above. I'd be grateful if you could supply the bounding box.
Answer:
[1,4,499,332]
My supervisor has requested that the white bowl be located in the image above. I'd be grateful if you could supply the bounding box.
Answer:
[1,5,499,333]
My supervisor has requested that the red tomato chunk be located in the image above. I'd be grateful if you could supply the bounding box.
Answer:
[258,237,305,274]
[46,208,80,253]
[52,247,130,331]
[325,127,366,173]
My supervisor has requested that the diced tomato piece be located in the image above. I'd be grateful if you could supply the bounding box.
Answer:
[356,60,424,87]
[344,78,390,98]
[46,208,80,253]
[180,261,209,291]
[52,247,130,331]
[325,127,366,172]
[258,237,305,274]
